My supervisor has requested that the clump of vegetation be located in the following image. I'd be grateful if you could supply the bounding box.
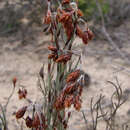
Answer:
[14,0,93,129]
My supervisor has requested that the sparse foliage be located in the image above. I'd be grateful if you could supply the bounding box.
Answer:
[82,78,128,130]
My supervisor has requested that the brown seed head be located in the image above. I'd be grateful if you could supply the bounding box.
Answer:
[57,9,74,40]
[64,82,76,94]
[82,31,89,44]
[78,86,83,96]
[12,77,17,88]
[66,70,80,83]
[48,45,57,52]
[18,88,27,99]
[32,112,40,128]
[62,0,70,5]
[56,54,72,63]
[44,10,51,24]
[54,93,65,110]
[74,96,82,111]
[25,116,33,128]
[59,11,71,23]
[64,95,73,108]
[74,101,81,111]
[16,106,27,119]
[48,53,56,59]
[77,9,83,17]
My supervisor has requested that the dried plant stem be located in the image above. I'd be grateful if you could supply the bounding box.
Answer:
[5,87,15,112]
[82,78,127,130]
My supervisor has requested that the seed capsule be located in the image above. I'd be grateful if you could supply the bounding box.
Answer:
[16,106,27,119]
[25,116,33,128]
[66,70,80,83]
[62,0,70,5]
[48,45,57,52]
[12,77,17,88]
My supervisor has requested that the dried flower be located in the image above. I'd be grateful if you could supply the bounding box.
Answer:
[48,53,56,59]
[78,85,83,96]
[48,53,58,62]
[32,112,40,128]
[32,112,47,129]
[12,77,17,88]
[64,95,73,108]
[82,31,89,44]
[74,101,81,111]
[16,106,27,119]
[76,26,94,44]
[58,10,74,40]
[44,10,51,24]
[58,11,71,23]
[18,88,27,99]
[66,70,80,83]
[54,93,65,110]
[25,116,33,128]
[56,53,72,63]
[76,26,89,44]
[77,9,83,17]
[48,45,57,52]
[62,0,70,5]
[74,96,81,111]
[64,82,76,94]
[41,113,46,124]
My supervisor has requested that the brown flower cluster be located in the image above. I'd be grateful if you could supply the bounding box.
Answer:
[57,9,74,40]
[77,9,83,17]
[56,0,85,41]
[18,88,27,99]
[62,0,70,5]
[48,45,58,61]
[48,45,72,63]
[76,25,94,44]
[54,70,83,111]
[12,77,17,88]
[48,45,57,52]
[44,10,51,24]
[56,53,72,63]
[66,69,80,82]
[16,107,47,129]
[44,0,93,46]
[16,106,27,119]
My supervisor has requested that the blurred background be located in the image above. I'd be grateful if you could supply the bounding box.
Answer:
[0,0,130,35]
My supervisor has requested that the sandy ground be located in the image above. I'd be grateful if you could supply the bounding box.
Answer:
[0,20,130,130]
